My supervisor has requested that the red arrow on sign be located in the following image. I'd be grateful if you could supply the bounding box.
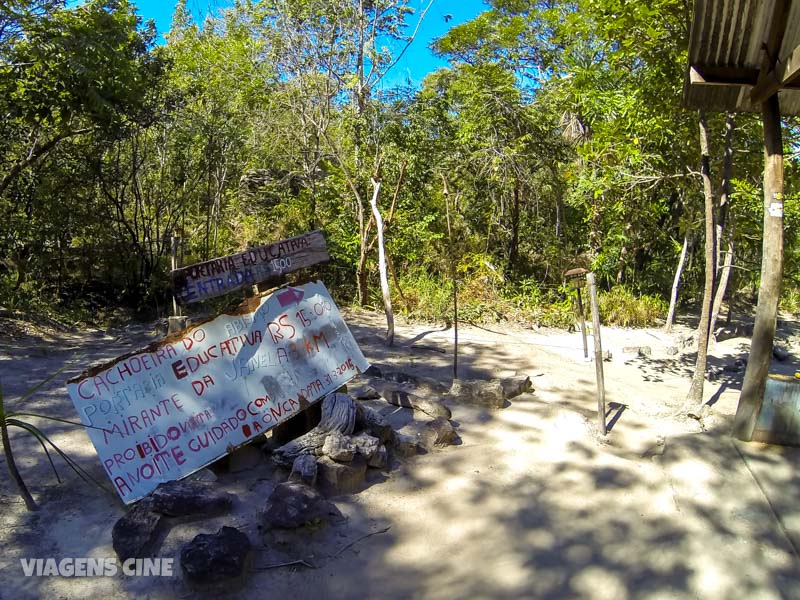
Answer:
[277,287,305,307]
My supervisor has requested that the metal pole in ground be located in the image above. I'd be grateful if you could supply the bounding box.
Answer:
[587,272,607,436]
[171,234,181,317]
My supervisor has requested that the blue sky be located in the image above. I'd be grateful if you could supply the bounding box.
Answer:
[130,0,489,88]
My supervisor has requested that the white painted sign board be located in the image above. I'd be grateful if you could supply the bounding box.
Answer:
[67,281,369,504]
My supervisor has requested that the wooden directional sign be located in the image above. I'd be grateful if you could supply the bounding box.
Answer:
[172,230,329,304]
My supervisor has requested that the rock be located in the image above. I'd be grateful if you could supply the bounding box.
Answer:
[352,432,380,461]
[499,375,532,399]
[317,455,367,496]
[348,382,381,400]
[448,379,505,409]
[167,316,189,335]
[355,403,395,443]
[773,345,791,361]
[714,325,752,342]
[369,379,451,418]
[187,468,218,483]
[666,346,679,356]
[392,432,420,458]
[228,444,263,473]
[180,526,251,585]
[421,417,459,449]
[622,346,651,358]
[112,500,163,561]
[364,365,383,378]
[367,444,388,469]
[322,432,357,462]
[149,481,235,517]
[289,454,318,486]
[260,481,341,529]
[380,369,449,395]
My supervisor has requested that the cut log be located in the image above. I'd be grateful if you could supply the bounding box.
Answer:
[368,379,451,419]
[272,393,357,468]
[355,403,395,444]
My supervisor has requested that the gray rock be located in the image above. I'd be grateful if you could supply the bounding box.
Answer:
[228,444,263,473]
[260,481,341,529]
[187,468,218,482]
[367,444,388,469]
[392,432,420,458]
[499,375,533,399]
[448,379,505,409]
[421,417,459,449]
[666,346,679,356]
[348,382,381,400]
[355,403,395,443]
[352,432,380,461]
[622,346,651,358]
[112,500,163,561]
[369,379,451,418]
[322,432,357,462]
[318,455,367,496]
[289,454,318,486]
[773,345,791,361]
[149,480,235,517]
[180,526,251,584]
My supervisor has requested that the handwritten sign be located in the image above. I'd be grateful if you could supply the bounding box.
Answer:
[66,281,369,504]
[171,230,329,304]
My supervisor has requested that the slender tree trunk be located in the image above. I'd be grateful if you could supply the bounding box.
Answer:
[734,94,785,439]
[370,177,394,346]
[709,114,736,338]
[664,235,689,333]
[710,241,734,335]
[687,111,717,414]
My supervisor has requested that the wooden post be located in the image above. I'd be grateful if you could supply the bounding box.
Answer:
[733,94,784,440]
[587,273,607,436]
[170,235,180,317]
[370,176,394,346]
[576,287,588,359]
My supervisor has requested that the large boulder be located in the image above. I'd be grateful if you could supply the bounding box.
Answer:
[112,500,163,562]
[149,480,235,517]
[260,481,341,529]
[180,526,251,585]
[317,455,367,496]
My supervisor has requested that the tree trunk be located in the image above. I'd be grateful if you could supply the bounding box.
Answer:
[370,177,394,346]
[687,111,717,414]
[733,94,785,440]
[708,113,736,338]
[709,240,733,337]
[664,235,689,334]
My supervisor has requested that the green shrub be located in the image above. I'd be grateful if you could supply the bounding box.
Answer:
[598,286,666,327]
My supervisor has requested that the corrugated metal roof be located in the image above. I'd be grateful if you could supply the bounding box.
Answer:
[683,0,800,115]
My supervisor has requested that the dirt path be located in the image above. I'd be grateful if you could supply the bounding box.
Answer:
[1,311,799,599]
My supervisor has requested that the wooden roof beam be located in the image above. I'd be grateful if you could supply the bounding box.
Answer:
[750,0,791,104]
[751,42,800,103]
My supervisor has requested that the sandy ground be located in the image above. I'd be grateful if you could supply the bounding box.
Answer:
[1,309,799,599]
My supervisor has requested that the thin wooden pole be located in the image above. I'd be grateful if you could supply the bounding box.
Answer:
[587,273,607,436]
[734,94,784,440]
[576,286,588,359]
[170,235,180,317]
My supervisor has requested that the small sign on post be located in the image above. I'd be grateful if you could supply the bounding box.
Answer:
[171,230,329,304]
[67,281,369,503]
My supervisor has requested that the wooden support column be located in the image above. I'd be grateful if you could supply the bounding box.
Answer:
[733,94,784,440]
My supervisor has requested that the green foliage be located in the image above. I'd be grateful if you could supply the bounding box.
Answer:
[598,286,666,327]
